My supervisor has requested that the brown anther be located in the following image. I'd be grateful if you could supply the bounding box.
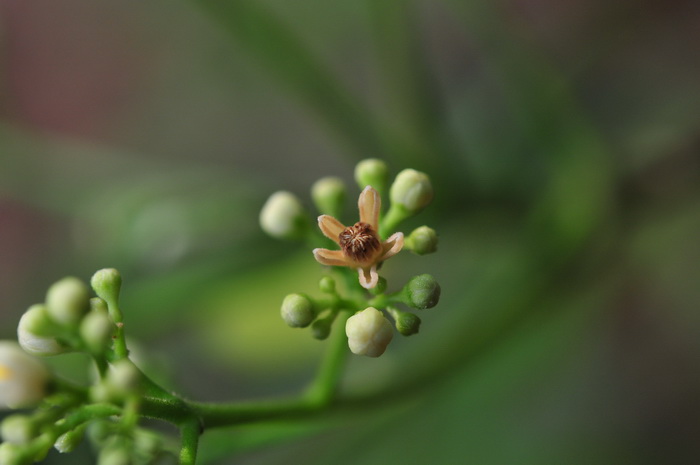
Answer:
[339,222,381,263]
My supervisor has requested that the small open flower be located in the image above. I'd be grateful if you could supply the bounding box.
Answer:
[313,186,403,289]
[0,341,50,409]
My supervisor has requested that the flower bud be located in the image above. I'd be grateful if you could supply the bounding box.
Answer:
[17,304,67,356]
[0,442,25,465]
[280,294,315,328]
[387,307,421,336]
[80,311,115,354]
[318,276,336,294]
[390,169,433,213]
[98,441,130,465]
[405,226,438,255]
[45,277,90,326]
[345,307,394,357]
[90,297,109,314]
[403,274,441,310]
[91,360,142,403]
[90,269,122,306]
[355,159,389,193]
[1,415,36,444]
[0,341,51,409]
[54,424,87,454]
[311,176,346,217]
[259,191,308,240]
[311,317,332,340]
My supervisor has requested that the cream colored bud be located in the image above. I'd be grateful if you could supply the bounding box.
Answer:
[0,342,51,409]
[345,307,394,357]
[390,169,433,213]
[45,277,90,326]
[1,415,36,444]
[259,191,308,240]
[17,304,67,356]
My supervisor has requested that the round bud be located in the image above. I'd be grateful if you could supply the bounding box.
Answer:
[1,415,36,444]
[90,269,122,305]
[280,294,315,328]
[389,169,433,213]
[0,342,51,409]
[80,311,115,354]
[318,276,336,294]
[311,177,346,217]
[345,307,394,357]
[311,318,332,340]
[45,277,90,326]
[355,159,389,193]
[90,297,109,314]
[0,442,25,465]
[259,191,308,240]
[405,226,438,255]
[394,312,421,336]
[404,274,441,310]
[17,304,67,356]
[98,441,130,465]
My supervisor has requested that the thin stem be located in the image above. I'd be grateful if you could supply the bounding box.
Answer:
[303,311,350,406]
[179,420,201,465]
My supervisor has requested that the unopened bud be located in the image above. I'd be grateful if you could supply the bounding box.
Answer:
[259,191,308,240]
[311,317,332,340]
[54,424,87,453]
[90,297,109,314]
[90,269,122,306]
[280,294,315,328]
[355,159,389,193]
[387,307,421,336]
[1,415,36,444]
[345,307,394,357]
[80,311,115,354]
[45,277,90,326]
[390,169,433,213]
[91,360,141,403]
[405,226,438,255]
[318,276,336,294]
[311,177,346,217]
[403,274,441,310]
[17,304,67,356]
[0,442,25,465]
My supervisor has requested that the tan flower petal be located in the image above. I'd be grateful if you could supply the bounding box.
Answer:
[380,232,404,260]
[313,248,351,267]
[317,215,346,244]
[358,266,379,289]
[358,186,380,230]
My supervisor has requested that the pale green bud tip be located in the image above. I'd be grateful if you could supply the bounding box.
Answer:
[80,311,115,353]
[390,169,433,213]
[54,425,86,454]
[345,307,394,357]
[281,294,315,328]
[405,274,441,309]
[109,360,141,393]
[17,305,66,356]
[355,158,389,191]
[311,176,346,216]
[406,226,438,255]
[0,442,25,465]
[395,312,421,336]
[91,269,122,304]
[90,297,109,314]
[1,415,36,444]
[260,191,308,240]
[319,276,336,294]
[46,277,90,326]
[0,342,50,409]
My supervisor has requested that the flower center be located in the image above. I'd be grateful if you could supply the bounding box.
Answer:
[0,364,12,381]
[339,222,381,263]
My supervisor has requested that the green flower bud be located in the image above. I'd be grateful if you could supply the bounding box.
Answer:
[17,304,67,356]
[387,307,421,336]
[259,191,308,240]
[390,169,433,214]
[311,316,332,340]
[0,442,25,465]
[80,311,115,354]
[403,274,441,309]
[1,415,36,444]
[54,424,87,453]
[45,277,90,326]
[90,269,122,306]
[311,176,346,217]
[90,297,109,314]
[91,360,142,403]
[98,441,130,465]
[354,159,389,193]
[318,276,336,294]
[280,294,315,328]
[405,226,438,255]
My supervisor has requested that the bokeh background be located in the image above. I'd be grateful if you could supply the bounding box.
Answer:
[2,0,700,463]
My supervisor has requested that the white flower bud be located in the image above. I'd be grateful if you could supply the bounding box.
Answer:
[1,415,36,444]
[311,176,346,217]
[390,169,433,213]
[259,191,308,240]
[0,341,51,409]
[17,304,67,356]
[280,294,315,328]
[345,307,394,357]
[45,277,90,326]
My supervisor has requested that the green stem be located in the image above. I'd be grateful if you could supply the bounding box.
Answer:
[104,298,128,360]
[179,420,201,465]
[379,204,408,238]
